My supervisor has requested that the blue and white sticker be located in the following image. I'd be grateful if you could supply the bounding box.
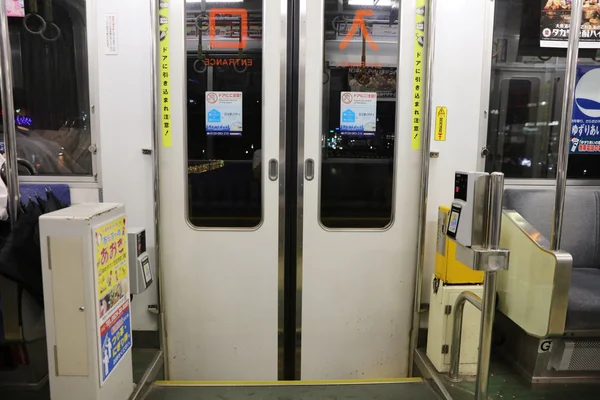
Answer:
[340,92,377,136]
[571,66,600,154]
[205,91,243,136]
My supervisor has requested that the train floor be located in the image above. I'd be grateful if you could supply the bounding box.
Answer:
[2,348,600,399]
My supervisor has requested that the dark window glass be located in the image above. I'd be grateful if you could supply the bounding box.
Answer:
[1,0,91,176]
[320,0,399,229]
[486,0,600,179]
[186,0,262,228]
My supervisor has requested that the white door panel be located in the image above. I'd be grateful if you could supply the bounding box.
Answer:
[160,0,282,380]
[300,0,421,379]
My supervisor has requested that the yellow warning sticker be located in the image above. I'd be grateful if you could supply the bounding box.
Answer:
[435,106,447,141]
[412,0,425,150]
[159,0,171,147]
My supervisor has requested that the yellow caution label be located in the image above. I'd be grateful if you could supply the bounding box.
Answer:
[435,106,447,141]
[412,0,425,150]
[159,1,172,147]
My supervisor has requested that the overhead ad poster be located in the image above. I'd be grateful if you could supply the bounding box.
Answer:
[571,65,600,153]
[340,91,377,136]
[541,0,600,48]
[348,68,397,98]
[94,216,131,385]
[205,91,243,136]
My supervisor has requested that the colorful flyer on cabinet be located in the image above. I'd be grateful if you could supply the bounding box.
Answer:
[7,0,24,17]
[570,65,600,153]
[93,216,131,386]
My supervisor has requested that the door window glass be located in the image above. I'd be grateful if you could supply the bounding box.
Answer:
[186,0,263,228]
[1,0,92,176]
[486,0,600,179]
[320,0,400,229]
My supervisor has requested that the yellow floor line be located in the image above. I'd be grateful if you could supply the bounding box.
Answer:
[154,377,423,387]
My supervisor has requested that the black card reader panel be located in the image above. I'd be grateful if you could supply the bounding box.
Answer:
[454,173,468,202]
[447,204,461,240]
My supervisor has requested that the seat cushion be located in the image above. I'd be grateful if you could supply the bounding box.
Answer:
[566,268,600,331]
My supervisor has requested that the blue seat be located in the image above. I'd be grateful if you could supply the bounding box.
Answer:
[503,187,600,332]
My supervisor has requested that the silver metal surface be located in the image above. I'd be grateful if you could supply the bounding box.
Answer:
[129,349,164,400]
[0,0,20,225]
[454,245,509,272]
[550,0,583,251]
[304,158,314,181]
[471,174,491,248]
[268,159,278,181]
[410,0,436,375]
[414,348,453,400]
[295,0,309,380]
[150,0,168,379]
[447,291,482,382]
[278,0,288,380]
[435,209,447,256]
[474,172,505,400]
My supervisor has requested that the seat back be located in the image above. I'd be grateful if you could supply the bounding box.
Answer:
[503,187,600,269]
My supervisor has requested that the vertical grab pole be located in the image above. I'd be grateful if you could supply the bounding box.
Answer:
[550,0,582,251]
[474,172,504,400]
[0,0,20,225]
[409,0,437,375]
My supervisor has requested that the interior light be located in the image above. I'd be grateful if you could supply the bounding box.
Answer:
[348,0,393,5]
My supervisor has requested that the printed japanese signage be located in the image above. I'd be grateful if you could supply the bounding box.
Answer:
[340,92,377,136]
[93,216,131,385]
[348,68,397,98]
[570,65,600,153]
[413,0,425,150]
[159,0,172,147]
[541,0,600,48]
[7,0,24,17]
[435,106,447,141]
[205,91,243,136]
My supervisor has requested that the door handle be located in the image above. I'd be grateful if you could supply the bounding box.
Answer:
[305,158,314,181]
[268,159,278,181]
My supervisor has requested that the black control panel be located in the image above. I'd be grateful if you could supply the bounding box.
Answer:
[136,230,146,256]
[454,173,468,202]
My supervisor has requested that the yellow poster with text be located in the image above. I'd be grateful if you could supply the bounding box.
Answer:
[159,0,172,147]
[412,0,425,150]
[435,106,447,141]
[94,217,129,319]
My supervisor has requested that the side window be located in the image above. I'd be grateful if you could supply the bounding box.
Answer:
[320,0,400,229]
[186,0,263,228]
[486,0,600,179]
[2,0,92,176]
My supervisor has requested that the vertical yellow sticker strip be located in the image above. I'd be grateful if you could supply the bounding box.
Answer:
[435,106,447,141]
[159,0,172,147]
[412,0,425,150]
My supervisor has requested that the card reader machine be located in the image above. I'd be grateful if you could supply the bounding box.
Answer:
[447,171,489,248]
[128,227,153,294]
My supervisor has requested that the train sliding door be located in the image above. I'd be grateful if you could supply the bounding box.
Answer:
[159,0,420,380]
[159,0,283,380]
[299,0,420,379]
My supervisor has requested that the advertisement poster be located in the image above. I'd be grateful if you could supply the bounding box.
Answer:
[570,65,600,153]
[7,0,24,18]
[340,92,377,136]
[541,0,600,48]
[205,91,243,136]
[348,68,397,98]
[94,216,131,386]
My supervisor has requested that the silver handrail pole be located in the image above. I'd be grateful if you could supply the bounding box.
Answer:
[0,0,20,225]
[474,171,504,400]
[447,291,482,382]
[550,0,583,250]
[409,0,437,375]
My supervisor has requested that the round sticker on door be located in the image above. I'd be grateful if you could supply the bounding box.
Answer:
[341,93,353,104]
[206,92,218,104]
